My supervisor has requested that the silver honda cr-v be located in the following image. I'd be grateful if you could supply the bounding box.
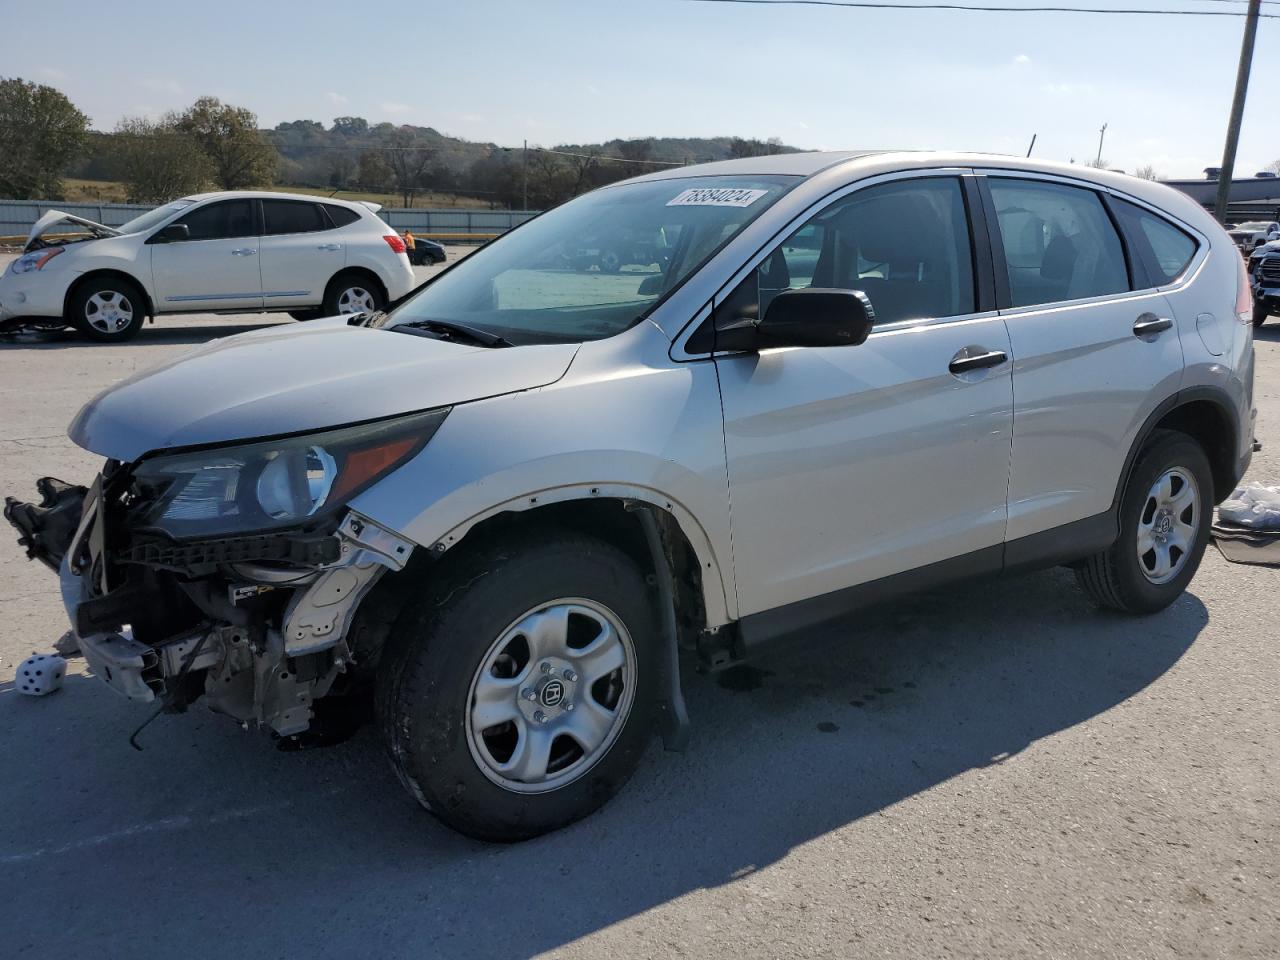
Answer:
[5,152,1257,841]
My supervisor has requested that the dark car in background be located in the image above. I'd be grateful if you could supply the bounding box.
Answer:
[409,237,447,266]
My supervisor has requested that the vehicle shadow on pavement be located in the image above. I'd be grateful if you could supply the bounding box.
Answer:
[0,566,1206,958]
[0,321,289,349]
[1253,324,1280,342]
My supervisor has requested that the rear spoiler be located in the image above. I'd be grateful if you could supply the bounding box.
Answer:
[357,201,383,214]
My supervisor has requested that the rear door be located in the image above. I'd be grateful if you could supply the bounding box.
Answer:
[258,199,345,307]
[149,198,262,311]
[980,173,1184,549]
[713,173,1015,629]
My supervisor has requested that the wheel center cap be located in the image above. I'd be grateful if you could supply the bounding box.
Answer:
[1156,513,1173,536]
[539,678,565,707]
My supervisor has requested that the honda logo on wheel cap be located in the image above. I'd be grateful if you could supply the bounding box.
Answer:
[540,679,565,707]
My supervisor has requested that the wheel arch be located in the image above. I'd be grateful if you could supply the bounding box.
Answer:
[326,266,387,305]
[64,269,154,320]
[426,485,732,631]
[1115,387,1241,508]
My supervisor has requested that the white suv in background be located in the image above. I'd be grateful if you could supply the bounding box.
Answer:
[0,191,416,341]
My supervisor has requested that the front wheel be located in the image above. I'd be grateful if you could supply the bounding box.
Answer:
[68,278,145,342]
[1075,429,1213,614]
[376,534,658,842]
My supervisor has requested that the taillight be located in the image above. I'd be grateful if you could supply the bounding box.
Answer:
[383,235,406,255]
[1235,250,1253,323]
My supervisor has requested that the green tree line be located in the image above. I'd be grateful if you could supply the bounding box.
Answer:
[1,76,797,209]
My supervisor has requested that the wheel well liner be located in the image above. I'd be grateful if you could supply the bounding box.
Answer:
[1115,388,1241,507]
[64,270,154,318]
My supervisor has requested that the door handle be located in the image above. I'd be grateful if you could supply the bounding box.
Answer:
[948,350,1008,375]
[1133,313,1173,337]
[231,248,257,256]
[317,243,343,251]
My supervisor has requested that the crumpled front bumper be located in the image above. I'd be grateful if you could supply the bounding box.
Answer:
[7,473,416,738]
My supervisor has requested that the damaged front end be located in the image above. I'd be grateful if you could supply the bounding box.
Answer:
[6,411,445,742]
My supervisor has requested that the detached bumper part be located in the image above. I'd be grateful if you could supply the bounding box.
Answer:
[4,477,87,571]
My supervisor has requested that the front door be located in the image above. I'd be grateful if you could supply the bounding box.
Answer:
[149,198,263,311]
[714,175,1014,627]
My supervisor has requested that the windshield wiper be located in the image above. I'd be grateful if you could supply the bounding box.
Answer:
[394,318,513,348]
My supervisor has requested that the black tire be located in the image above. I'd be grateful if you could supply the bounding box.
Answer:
[1254,298,1271,328]
[1075,429,1213,614]
[322,272,385,317]
[375,533,658,842]
[67,277,145,342]
[288,309,322,322]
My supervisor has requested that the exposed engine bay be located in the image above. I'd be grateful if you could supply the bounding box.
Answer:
[5,463,415,743]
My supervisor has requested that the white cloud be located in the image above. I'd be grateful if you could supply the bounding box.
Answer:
[380,101,413,115]
[1013,54,1031,65]
[326,91,349,106]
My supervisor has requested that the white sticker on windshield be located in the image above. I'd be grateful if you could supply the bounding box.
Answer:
[667,187,769,208]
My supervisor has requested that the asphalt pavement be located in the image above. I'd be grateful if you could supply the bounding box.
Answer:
[0,252,1276,959]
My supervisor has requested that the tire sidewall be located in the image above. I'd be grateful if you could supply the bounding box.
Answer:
[379,537,659,842]
[69,279,145,342]
[1113,433,1213,612]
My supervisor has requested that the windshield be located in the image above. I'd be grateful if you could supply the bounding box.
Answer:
[116,199,197,236]
[387,175,797,344]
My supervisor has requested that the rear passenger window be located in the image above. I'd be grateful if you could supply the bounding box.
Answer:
[989,179,1129,308]
[717,177,976,329]
[324,204,360,227]
[263,200,327,235]
[1110,198,1198,285]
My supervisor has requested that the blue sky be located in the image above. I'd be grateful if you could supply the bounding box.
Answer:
[6,0,1276,178]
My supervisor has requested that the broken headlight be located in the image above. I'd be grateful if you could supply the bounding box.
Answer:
[131,408,449,538]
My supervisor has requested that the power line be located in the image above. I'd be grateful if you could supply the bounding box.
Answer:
[686,0,1279,16]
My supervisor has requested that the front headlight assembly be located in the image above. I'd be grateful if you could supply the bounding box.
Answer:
[130,408,449,539]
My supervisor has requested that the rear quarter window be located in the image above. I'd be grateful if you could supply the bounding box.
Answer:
[324,204,361,228]
[1110,198,1198,285]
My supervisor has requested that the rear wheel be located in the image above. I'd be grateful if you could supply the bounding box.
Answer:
[68,278,145,342]
[322,273,385,317]
[376,533,658,842]
[1075,430,1213,614]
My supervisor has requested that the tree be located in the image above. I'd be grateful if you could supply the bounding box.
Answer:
[332,116,369,137]
[0,77,89,199]
[384,127,434,206]
[1133,164,1160,181]
[110,114,213,203]
[1268,158,1280,175]
[176,96,278,189]
[357,150,393,191]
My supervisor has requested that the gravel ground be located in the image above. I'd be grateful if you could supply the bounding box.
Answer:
[0,253,1277,959]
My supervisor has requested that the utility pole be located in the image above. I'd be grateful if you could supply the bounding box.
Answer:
[1096,123,1107,166]
[1215,0,1262,223]
[1026,133,1037,158]
[522,140,528,211]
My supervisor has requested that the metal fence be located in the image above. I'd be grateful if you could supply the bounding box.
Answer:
[0,198,538,243]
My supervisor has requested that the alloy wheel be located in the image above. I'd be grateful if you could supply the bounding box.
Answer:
[465,598,637,794]
[336,286,375,314]
[84,291,134,335]
[1136,466,1199,585]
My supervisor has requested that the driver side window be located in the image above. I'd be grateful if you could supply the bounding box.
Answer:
[714,177,976,333]
[175,199,256,242]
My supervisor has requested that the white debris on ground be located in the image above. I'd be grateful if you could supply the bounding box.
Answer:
[15,654,68,696]
[1217,482,1280,529]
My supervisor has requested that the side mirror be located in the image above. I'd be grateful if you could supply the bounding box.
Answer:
[637,273,665,296]
[150,223,190,244]
[715,288,875,352]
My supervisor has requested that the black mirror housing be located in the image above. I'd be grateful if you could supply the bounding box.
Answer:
[150,223,190,244]
[715,288,875,352]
